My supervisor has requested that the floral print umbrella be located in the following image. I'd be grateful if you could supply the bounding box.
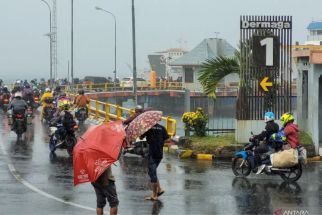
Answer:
[126,111,162,143]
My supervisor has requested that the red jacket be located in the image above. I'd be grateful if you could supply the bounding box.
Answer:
[284,123,299,148]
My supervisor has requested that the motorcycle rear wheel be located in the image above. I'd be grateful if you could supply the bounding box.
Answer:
[279,163,302,182]
[66,136,77,157]
[232,157,252,177]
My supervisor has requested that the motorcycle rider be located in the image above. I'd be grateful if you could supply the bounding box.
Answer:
[248,111,279,174]
[53,86,62,98]
[11,80,23,95]
[74,89,90,118]
[22,84,34,106]
[279,113,299,149]
[40,88,54,120]
[7,92,28,130]
[50,99,76,151]
[1,85,10,95]
[0,86,11,109]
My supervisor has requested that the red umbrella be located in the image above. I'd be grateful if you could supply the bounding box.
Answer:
[126,110,162,143]
[73,121,125,186]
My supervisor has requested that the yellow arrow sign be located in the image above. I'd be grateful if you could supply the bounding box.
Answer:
[260,77,273,92]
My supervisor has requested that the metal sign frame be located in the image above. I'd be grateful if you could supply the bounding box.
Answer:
[237,15,292,120]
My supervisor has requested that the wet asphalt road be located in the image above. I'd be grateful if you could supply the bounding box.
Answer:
[0,110,322,215]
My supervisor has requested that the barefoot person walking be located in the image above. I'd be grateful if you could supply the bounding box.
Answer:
[140,123,172,201]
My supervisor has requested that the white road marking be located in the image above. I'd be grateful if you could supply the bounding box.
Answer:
[0,141,95,212]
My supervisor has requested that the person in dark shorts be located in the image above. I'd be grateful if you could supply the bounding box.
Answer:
[141,123,172,201]
[91,167,119,215]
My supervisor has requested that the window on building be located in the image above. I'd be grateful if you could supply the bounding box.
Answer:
[185,67,194,83]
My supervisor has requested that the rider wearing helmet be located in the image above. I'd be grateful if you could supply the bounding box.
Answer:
[8,92,28,112]
[50,99,76,146]
[251,112,279,142]
[7,92,28,129]
[250,111,279,174]
[280,112,299,149]
[40,88,54,120]
[22,84,34,104]
[1,85,10,94]
[12,81,23,94]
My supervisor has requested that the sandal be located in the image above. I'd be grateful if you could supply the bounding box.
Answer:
[157,190,165,197]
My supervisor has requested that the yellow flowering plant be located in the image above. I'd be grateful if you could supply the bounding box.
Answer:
[182,107,208,136]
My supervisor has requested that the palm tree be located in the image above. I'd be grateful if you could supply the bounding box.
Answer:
[198,51,240,97]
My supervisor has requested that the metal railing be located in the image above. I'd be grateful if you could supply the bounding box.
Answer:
[62,81,183,92]
[81,97,177,137]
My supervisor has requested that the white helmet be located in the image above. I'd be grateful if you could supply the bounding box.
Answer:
[45,88,51,92]
[15,92,23,98]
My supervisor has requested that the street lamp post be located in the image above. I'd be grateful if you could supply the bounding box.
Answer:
[71,0,74,86]
[95,6,117,90]
[40,0,53,88]
[132,0,137,105]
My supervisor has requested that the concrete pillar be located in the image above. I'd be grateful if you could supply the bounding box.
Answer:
[184,89,190,112]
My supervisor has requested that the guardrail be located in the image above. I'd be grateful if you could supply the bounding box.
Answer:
[83,98,177,137]
[62,81,183,92]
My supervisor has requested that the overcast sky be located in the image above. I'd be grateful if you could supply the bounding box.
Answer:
[0,0,321,82]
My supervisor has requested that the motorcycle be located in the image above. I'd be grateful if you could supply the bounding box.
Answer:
[49,122,78,157]
[10,111,27,139]
[75,107,87,123]
[26,106,33,125]
[1,94,10,111]
[43,98,57,123]
[25,97,34,112]
[123,141,149,158]
[232,138,303,183]
[33,95,40,108]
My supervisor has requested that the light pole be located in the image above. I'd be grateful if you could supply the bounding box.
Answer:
[132,0,137,105]
[71,0,74,86]
[95,6,117,90]
[40,0,53,87]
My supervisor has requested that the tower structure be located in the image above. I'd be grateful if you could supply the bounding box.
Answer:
[52,0,58,79]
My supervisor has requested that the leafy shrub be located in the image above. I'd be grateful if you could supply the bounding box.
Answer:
[182,107,208,136]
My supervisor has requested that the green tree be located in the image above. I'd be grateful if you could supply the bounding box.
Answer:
[198,51,240,97]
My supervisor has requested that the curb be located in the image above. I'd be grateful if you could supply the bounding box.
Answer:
[307,156,321,162]
[165,145,214,160]
[165,144,322,162]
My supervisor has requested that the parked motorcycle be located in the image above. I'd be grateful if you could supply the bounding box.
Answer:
[49,122,78,157]
[123,141,149,158]
[75,107,87,123]
[232,138,303,182]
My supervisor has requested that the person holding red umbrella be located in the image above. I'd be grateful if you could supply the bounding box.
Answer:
[140,123,173,201]
[91,167,119,215]
[73,121,126,215]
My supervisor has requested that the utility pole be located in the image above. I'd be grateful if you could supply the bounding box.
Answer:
[40,0,52,87]
[71,0,74,86]
[52,0,57,80]
[132,0,137,105]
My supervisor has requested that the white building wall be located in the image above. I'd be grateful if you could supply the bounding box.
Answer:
[306,64,322,154]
